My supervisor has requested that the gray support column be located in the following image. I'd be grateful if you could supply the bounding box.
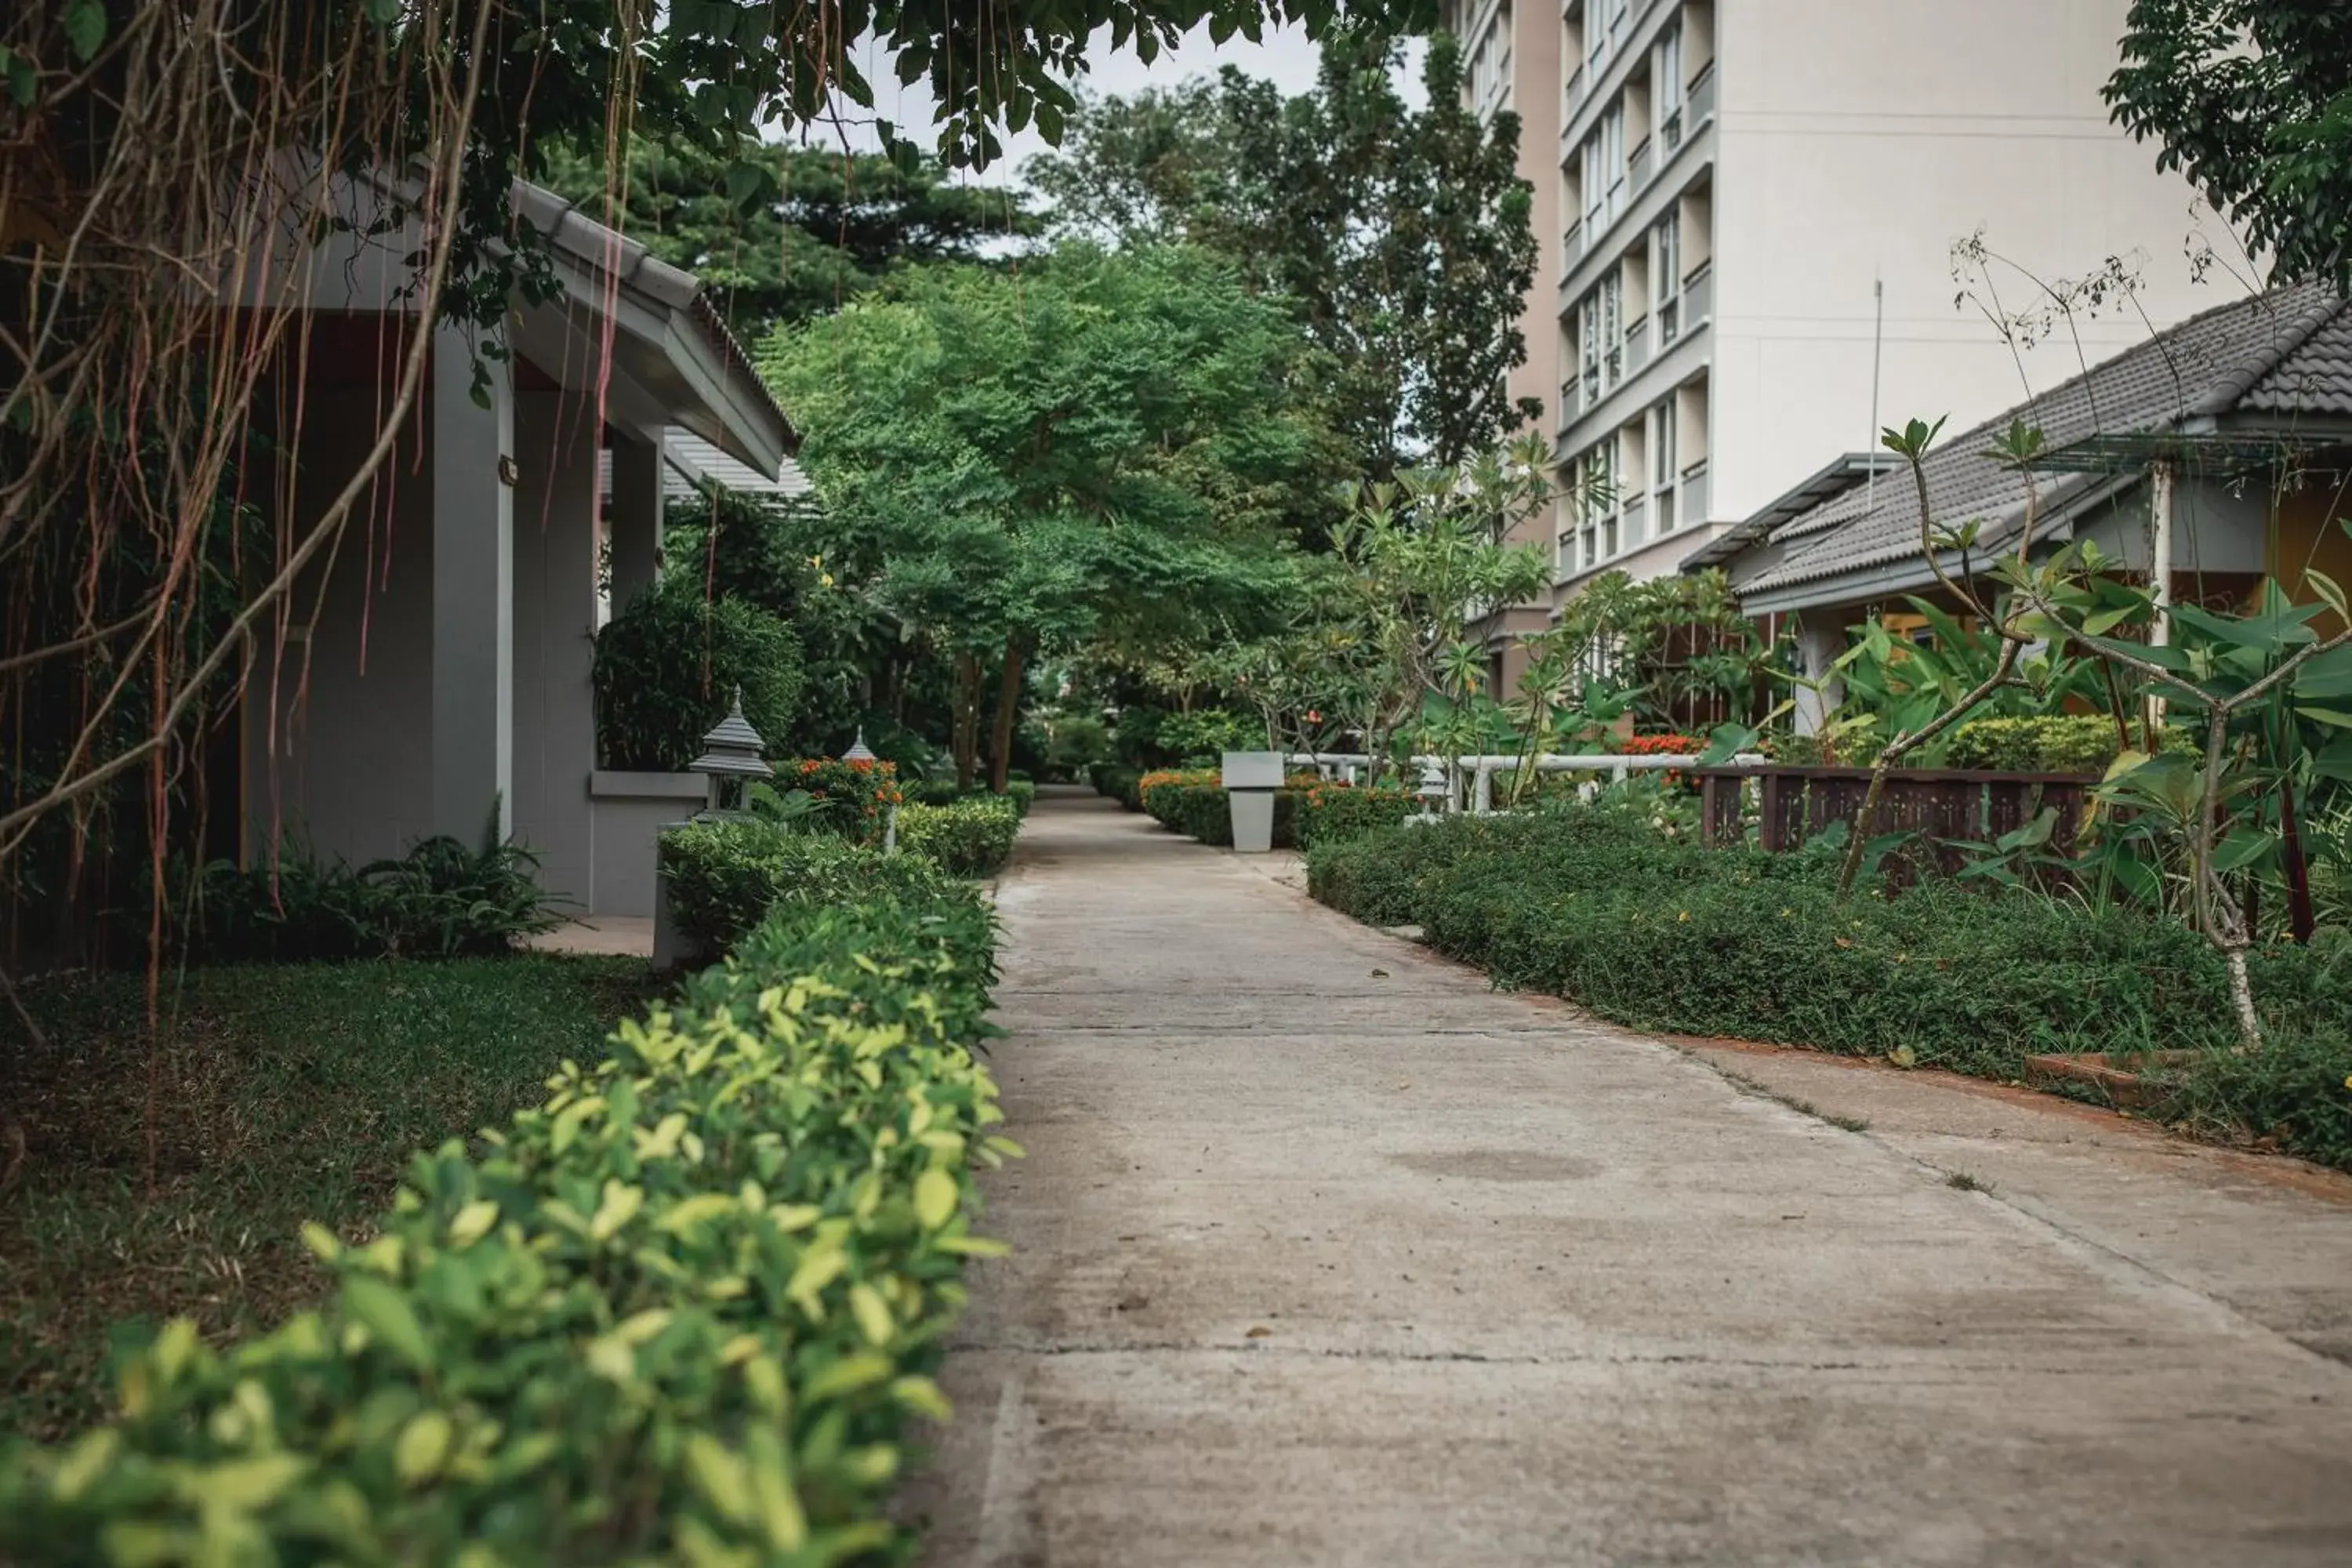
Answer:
[608,426,666,610]
[510,385,601,906]
[430,325,514,841]
[1791,610,1846,737]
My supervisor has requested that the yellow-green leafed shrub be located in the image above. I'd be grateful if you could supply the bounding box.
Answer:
[894,798,1020,878]
[0,891,1013,1567]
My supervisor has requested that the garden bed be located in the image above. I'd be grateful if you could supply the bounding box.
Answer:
[1307,806,2352,1171]
[0,956,652,1439]
[4,825,1010,1562]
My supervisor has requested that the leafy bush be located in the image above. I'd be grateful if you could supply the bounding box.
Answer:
[1940,714,2198,774]
[1308,808,2350,1098]
[183,816,557,962]
[1153,709,1263,764]
[1,881,1009,1564]
[1295,780,1417,849]
[593,587,804,771]
[780,757,903,847]
[896,797,1022,877]
[660,817,967,951]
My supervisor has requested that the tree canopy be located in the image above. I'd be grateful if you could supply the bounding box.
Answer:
[1025,28,1539,480]
[762,243,1328,785]
[538,140,1039,338]
[2107,1,2352,289]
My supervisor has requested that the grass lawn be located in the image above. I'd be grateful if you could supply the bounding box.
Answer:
[0,953,652,1441]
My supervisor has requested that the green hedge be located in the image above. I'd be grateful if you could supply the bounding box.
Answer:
[1307,808,2352,1166]
[1941,714,2199,773]
[661,818,966,952]
[896,798,1022,878]
[1294,782,1417,851]
[1,860,1008,1563]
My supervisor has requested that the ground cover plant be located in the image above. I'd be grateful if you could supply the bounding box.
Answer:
[1308,804,2352,1168]
[0,956,652,1441]
[2,829,1008,1563]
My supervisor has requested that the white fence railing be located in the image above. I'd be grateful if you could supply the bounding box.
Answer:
[1285,751,1766,815]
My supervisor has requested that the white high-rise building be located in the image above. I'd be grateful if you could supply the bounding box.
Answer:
[1446,0,2219,623]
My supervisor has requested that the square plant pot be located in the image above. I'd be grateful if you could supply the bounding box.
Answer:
[1221,750,1282,854]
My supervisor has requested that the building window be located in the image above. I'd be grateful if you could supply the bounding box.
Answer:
[1601,100,1626,226]
[1654,211,1681,343]
[1656,25,1684,150]
[1599,269,1623,390]
[1580,294,1602,403]
[1650,397,1678,531]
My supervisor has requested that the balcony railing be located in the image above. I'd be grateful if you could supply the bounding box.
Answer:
[1603,344,1623,390]
[1681,459,1711,528]
[1660,104,1683,154]
[1559,378,1582,428]
[1653,481,1678,534]
[1624,313,1651,375]
[1563,219,1586,270]
[1621,492,1649,550]
[1688,61,1718,128]
[1628,136,1653,195]
[1658,290,1681,345]
[1683,260,1714,328]
[1565,64,1585,112]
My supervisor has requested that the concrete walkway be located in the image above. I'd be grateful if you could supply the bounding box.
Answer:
[909,790,2352,1567]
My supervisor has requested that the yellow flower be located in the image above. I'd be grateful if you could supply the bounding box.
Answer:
[1677,910,1689,922]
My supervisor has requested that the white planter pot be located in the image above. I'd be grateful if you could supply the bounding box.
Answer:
[1222,750,1282,854]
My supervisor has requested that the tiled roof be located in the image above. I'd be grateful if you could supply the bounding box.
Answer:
[1736,281,2352,599]
[510,180,797,463]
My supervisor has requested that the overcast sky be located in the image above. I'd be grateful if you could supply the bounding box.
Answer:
[803,24,1422,191]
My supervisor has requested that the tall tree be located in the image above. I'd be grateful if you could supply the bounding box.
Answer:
[2107,2,2352,288]
[1025,29,1540,480]
[539,140,1040,337]
[763,245,1322,789]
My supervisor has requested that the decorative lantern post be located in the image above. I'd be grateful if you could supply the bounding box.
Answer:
[841,728,877,765]
[1413,760,1450,825]
[654,689,771,971]
[686,687,772,816]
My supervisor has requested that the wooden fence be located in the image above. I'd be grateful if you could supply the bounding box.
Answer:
[1695,764,2101,876]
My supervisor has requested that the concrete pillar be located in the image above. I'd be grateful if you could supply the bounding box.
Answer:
[430,324,514,842]
[608,426,665,610]
[511,385,601,906]
[1791,610,1846,736]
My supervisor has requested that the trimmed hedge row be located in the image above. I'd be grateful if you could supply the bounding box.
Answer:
[1307,809,2352,1152]
[2,843,1009,1563]
[1090,766,1145,811]
[662,818,964,952]
[902,779,1036,819]
[896,797,1022,877]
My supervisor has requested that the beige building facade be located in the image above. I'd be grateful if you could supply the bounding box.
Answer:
[1450,0,2222,621]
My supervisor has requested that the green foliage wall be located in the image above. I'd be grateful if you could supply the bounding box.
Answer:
[593,589,804,772]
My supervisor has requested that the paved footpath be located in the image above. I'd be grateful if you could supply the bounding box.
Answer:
[907,790,2352,1567]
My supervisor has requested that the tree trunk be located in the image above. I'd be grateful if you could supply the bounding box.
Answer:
[989,634,1027,794]
[953,652,981,789]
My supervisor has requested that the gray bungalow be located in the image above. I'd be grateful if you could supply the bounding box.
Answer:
[238,176,792,916]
